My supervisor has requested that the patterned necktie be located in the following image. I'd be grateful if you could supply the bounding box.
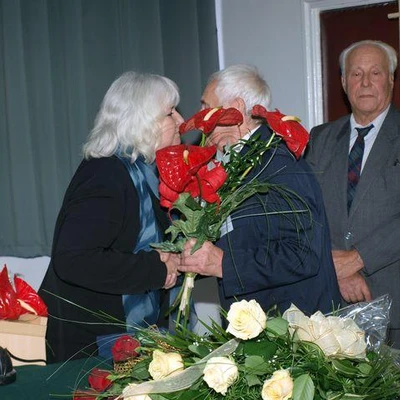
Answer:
[347,124,373,212]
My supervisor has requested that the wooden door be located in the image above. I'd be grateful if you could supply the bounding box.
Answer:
[320,2,400,122]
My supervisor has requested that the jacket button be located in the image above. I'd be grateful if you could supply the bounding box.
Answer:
[345,232,352,240]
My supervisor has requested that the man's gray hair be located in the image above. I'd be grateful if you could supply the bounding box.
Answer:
[209,64,271,116]
[339,40,398,76]
[83,71,180,163]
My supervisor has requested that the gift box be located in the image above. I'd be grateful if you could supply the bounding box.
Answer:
[0,313,47,366]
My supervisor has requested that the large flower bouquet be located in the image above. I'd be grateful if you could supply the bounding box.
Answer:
[72,298,400,399]
[152,106,309,325]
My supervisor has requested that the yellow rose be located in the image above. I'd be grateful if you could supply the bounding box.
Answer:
[148,349,184,380]
[226,299,267,340]
[122,383,152,400]
[261,369,293,400]
[283,304,366,359]
[203,356,239,395]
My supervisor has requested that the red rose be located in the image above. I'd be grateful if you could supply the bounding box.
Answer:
[111,335,140,362]
[87,368,113,392]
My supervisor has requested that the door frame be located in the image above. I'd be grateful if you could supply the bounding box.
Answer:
[302,0,395,128]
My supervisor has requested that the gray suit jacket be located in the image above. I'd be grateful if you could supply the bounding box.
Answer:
[305,105,400,346]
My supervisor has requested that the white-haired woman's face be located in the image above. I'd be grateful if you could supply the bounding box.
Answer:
[157,107,184,150]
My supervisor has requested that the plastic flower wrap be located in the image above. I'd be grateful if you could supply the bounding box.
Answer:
[71,297,400,400]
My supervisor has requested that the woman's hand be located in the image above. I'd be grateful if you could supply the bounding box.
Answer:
[158,251,180,289]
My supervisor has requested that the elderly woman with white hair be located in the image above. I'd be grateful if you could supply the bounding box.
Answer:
[39,71,183,363]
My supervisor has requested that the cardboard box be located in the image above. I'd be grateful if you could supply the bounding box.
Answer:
[0,313,47,366]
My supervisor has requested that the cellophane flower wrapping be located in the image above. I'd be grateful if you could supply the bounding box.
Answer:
[332,294,400,364]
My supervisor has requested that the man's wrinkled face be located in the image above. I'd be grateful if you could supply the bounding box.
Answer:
[342,44,394,123]
[200,81,242,151]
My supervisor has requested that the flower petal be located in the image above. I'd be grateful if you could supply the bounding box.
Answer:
[179,107,243,135]
[252,105,309,159]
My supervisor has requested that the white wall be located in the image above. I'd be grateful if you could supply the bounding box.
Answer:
[0,256,50,291]
[217,0,310,127]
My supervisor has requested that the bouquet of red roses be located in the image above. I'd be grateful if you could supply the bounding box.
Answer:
[152,106,309,326]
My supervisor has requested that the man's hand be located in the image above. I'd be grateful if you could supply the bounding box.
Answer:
[332,249,364,280]
[338,272,372,303]
[179,239,223,278]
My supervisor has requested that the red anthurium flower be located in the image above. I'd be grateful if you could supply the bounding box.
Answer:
[87,368,113,392]
[14,275,48,317]
[185,161,227,204]
[252,105,309,159]
[159,179,180,209]
[0,265,22,320]
[156,144,217,192]
[179,107,243,135]
[111,334,140,362]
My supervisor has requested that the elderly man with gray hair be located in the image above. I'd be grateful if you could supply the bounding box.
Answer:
[179,64,341,319]
[306,40,400,348]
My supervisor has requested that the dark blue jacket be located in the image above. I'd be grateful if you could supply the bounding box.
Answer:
[217,124,341,316]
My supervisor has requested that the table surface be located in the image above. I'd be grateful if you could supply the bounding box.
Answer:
[1,356,111,400]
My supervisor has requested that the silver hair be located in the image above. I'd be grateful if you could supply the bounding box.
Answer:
[208,64,271,115]
[339,40,398,76]
[83,71,180,163]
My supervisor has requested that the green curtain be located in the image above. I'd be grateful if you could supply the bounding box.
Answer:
[0,0,218,257]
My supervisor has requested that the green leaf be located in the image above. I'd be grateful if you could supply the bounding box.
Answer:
[176,389,207,400]
[293,374,315,400]
[356,362,371,376]
[244,355,271,375]
[331,359,359,377]
[131,359,151,380]
[326,392,345,400]
[245,373,262,387]
[188,344,211,358]
[266,317,289,336]
[243,339,278,359]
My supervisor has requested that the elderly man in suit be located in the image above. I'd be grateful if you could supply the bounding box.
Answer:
[305,40,400,348]
[178,64,341,317]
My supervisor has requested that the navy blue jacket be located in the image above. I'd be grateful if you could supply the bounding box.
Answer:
[216,124,341,315]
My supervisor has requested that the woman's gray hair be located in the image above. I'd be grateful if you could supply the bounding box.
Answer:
[339,40,398,76]
[209,64,271,116]
[83,71,180,163]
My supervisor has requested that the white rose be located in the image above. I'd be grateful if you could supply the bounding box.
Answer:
[284,306,340,355]
[203,356,239,395]
[148,350,184,380]
[329,317,366,359]
[122,383,152,400]
[283,304,366,359]
[261,369,293,400]
[226,299,267,340]
[308,312,342,357]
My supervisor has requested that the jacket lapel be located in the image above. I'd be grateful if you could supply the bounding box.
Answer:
[328,120,351,215]
[349,106,400,217]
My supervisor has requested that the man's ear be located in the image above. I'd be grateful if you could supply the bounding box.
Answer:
[229,97,246,114]
[341,76,347,94]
